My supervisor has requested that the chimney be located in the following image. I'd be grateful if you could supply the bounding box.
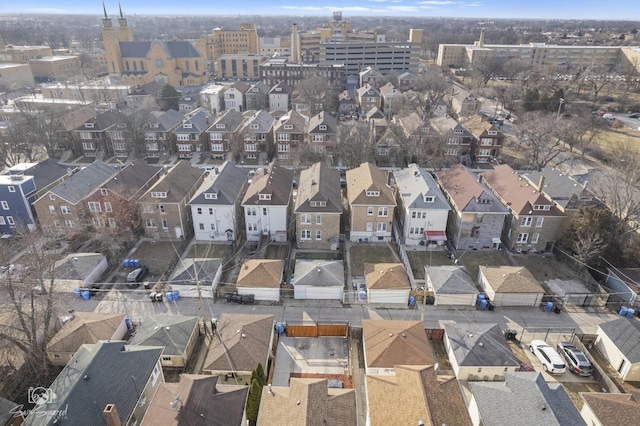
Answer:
[537,176,545,192]
[103,404,121,426]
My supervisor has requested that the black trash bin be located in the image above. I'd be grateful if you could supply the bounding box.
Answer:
[554,305,561,314]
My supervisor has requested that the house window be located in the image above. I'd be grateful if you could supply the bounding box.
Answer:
[64,219,74,228]
[366,222,373,231]
[197,208,202,215]
[313,135,323,142]
[49,194,56,201]
[108,218,116,227]
[199,223,205,230]
[263,208,268,216]
[49,205,56,215]
[301,214,311,224]
[534,217,544,227]
[162,220,168,230]
[1,201,8,210]
[377,222,387,232]
[259,194,272,200]
[319,124,327,130]
[517,233,528,243]
[6,216,14,225]
[301,229,311,240]
[0,217,4,225]
[366,191,380,197]
[8,186,15,193]
[159,205,165,214]
[247,207,257,216]
[146,219,156,228]
[88,201,101,212]
[531,233,540,244]
[60,206,71,215]
[316,230,322,240]
[378,207,388,217]
[533,204,551,211]
[477,214,484,223]
[316,214,322,225]
[209,208,214,215]
[521,217,532,227]
[367,206,374,216]
[104,202,112,212]
[151,192,167,198]
[248,223,258,232]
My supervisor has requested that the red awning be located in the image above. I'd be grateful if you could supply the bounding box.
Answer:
[425,230,447,241]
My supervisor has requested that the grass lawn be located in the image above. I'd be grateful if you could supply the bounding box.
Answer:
[131,240,184,276]
[453,249,512,282]
[513,254,597,286]
[405,250,451,279]
[185,243,233,260]
[349,243,401,277]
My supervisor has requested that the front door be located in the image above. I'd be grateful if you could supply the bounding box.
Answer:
[175,227,183,238]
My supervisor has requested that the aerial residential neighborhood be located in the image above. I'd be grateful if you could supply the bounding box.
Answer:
[2,4,640,426]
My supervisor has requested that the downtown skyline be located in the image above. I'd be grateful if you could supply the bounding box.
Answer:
[1,0,639,21]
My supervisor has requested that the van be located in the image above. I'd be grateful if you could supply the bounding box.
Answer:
[602,113,616,120]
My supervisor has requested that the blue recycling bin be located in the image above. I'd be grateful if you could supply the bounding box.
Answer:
[626,308,635,318]
[172,290,180,301]
[123,259,130,268]
[166,291,173,302]
[74,288,82,297]
[125,318,132,329]
[133,259,140,268]
[619,306,629,316]
[81,290,90,300]
[545,301,554,312]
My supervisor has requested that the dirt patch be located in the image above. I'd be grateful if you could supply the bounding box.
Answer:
[513,254,594,283]
[131,240,186,277]
[349,243,400,276]
[289,373,354,389]
[586,345,640,393]
[186,243,233,260]
[563,382,603,410]
[264,243,289,260]
[430,339,454,376]
[507,340,532,364]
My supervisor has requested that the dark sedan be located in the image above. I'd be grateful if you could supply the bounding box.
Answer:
[126,266,149,286]
[557,341,592,376]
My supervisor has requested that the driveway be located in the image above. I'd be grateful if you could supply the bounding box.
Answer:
[520,342,597,384]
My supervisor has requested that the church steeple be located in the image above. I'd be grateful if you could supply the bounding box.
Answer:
[116,2,133,42]
[102,1,112,28]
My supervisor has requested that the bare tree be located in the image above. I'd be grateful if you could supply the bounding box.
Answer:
[555,112,604,154]
[336,122,373,169]
[516,111,569,171]
[294,75,339,116]
[580,65,612,108]
[472,55,507,87]
[0,231,64,396]
[410,68,452,117]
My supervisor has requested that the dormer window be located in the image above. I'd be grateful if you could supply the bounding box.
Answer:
[310,201,327,207]
[85,123,94,128]
[275,88,282,92]
[533,204,551,211]
[216,124,225,128]
[455,129,463,134]
[151,191,167,198]
[488,130,497,135]
[366,191,380,197]
[258,193,272,200]
[477,198,491,205]
[101,188,108,196]
[183,123,192,128]
[284,125,293,130]
[424,196,435,203]
[368,91,374,95]
[319,125,327,131]
[250,124,259,129]
[205,193,218,199]
[150,123,159,128]
[117,123,126,128]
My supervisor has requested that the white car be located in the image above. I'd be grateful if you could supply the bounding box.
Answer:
[529,340,566,374]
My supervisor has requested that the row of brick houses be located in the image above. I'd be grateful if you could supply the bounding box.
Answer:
[12,156,592,254]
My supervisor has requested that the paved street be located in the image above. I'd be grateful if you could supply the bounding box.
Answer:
[62,289,620,340]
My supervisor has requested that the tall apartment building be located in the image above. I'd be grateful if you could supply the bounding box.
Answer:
[319,29,423,75]
[260,57,345,87]
[437,32,627,71]
[197,24,260,75]
[290,12,377,64]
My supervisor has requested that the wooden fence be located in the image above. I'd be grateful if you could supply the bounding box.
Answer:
[285,323,349,338]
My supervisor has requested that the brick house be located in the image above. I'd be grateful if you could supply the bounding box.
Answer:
[206,109,244,160]
[75,110,126,158]
[294,162,342,250]
[142,109,183,158]
[462,115,504,164]
[429,116,476,164]
[138,161,204,239]
[306,111,338,158]
[33,161,118,237]
[435,164,508,250]
[273,110,307,163]
[357,84,382,114]
[346,162,396,242]
[237,109,275,161]
[172,107,212,159]
[480,164,566,252]
[245,81,270,111]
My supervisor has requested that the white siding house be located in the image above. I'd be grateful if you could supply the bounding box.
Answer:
[595,318,640,382]
[189,161,248,242]
[393,164,451,247]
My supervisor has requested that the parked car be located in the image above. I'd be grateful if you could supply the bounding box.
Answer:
[629,112,640,119]
[126,266,149,286]
[557,341,592,376]
[529,340,566,374]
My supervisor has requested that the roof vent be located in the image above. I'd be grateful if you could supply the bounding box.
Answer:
[241,333,246,338]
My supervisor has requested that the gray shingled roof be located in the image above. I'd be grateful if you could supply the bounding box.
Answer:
[293,260,345,287]
[141,160,203,203]
[468,372,586,426]
[119,41,201,58]
[394,164,451,211]
[524,167,592,210]
[239,110,274,134]
[129,315,198,356]
[443,322,520,367]
[241,162,294,207]
[427,265,478,294]
[49,161,119,204]
[143,109,184,132]
[53,253,105,281]
[169,258,222,289]
[207,109,244,133]
[23,341,162,426]
[190,161,248,206]
[102,162,161,201]
[174,108,211,134]
[6,158,68,193]
[598,318,640,363]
